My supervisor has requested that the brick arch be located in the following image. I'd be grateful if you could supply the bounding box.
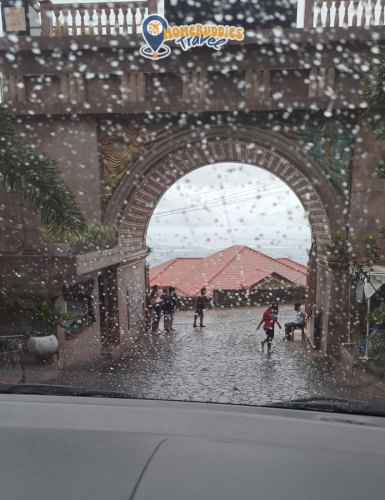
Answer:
[105,126,344,254]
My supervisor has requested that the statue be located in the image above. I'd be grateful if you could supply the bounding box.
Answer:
[101,126,167,202]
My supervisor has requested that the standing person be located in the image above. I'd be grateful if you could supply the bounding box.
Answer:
[193,288,207,328]
[160,288,171,332]
[150,289,162,333]
[257,303,281,353]
[169,286,177,331]
[284,302,305,340]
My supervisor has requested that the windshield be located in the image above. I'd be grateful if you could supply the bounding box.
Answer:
[1,0,385,415]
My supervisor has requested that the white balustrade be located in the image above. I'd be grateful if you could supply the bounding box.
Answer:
[40,1,157,36]
[304,0,385,27]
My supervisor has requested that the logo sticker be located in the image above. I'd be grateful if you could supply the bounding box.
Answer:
[140,15,171,59]
[140,15,244,60]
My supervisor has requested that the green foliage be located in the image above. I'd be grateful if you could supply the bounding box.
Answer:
[322,231,352,270]
[41,219,119,244]
[367,305,385,330]
[361,233,380,269]
[376,155,385,179]
[0,105,87,237]
[0,280,74,335]
[323,231,380,279]
[20,293,75,334]
[363,53,385,138]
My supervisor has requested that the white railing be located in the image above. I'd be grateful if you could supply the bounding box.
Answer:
[304,0,385,27]
[40,0,157,36]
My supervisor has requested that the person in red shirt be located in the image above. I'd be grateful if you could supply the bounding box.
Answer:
[257,303,281,353]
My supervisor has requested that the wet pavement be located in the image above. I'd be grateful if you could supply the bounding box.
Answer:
[56,304,384,405]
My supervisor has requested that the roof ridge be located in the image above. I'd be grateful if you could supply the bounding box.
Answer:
[273,259,307,275]
[206,245,246,285]
[246,248,306,276]
[277,257,307,270]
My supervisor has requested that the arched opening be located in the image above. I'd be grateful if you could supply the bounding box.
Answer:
[145,162,312,330]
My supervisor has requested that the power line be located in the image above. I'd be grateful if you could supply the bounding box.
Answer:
[159,176,282,206]
[153,188,289,218]
[154,181,284,217]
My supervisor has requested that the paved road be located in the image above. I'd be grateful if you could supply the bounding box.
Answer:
[56,304,384,405]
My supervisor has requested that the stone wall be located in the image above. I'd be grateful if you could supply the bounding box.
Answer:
[171,287,306,311]
[213,287,306,308]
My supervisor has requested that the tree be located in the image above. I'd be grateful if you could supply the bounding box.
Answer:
[0,105,117,243]
[363,53,385,140]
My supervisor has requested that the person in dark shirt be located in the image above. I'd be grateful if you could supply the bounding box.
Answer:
[193,287,207,328]
[169,286,177,331]
[160,288,172,332]
[257,303,281,353]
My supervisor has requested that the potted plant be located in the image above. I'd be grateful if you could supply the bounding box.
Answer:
[20,292,75,359]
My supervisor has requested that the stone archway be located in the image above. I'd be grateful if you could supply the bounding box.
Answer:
[104,124,348,355]
[105,125,345,252]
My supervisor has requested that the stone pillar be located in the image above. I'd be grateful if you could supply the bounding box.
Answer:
[40,0,53,36]
[315,258,349,358]
[148,0,158,15]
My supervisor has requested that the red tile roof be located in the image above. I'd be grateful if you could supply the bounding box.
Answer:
[277,258,307,274]
[150,245,307,296]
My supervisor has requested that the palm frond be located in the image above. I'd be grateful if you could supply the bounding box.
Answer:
[0,105,87,236]
[363,52,385,137]
[41,220,119,244]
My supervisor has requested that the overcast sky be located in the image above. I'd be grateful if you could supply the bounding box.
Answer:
[147,163,312,262]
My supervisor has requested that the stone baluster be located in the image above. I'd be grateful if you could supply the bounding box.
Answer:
[105,8,111,35]
[366,0,373,24]
[325,1,333,26]
[132,8,137,33]
[88,8,95,35]
[352,0,360,25]
[113,8,120,34]
[96,7,103,35]
[314,1,320,26]
[79,9,86,35]
[380,0,385,25]
[69,8,77,36]
[122,7,129,34]
[54,9,61,36]
[377,0,382,24]
[62,8,69,35]
[40,0,53,36]
[335,0,346,26]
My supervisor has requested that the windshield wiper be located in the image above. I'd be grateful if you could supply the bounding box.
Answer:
[265,397,385,417]
[0,383,132,398]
